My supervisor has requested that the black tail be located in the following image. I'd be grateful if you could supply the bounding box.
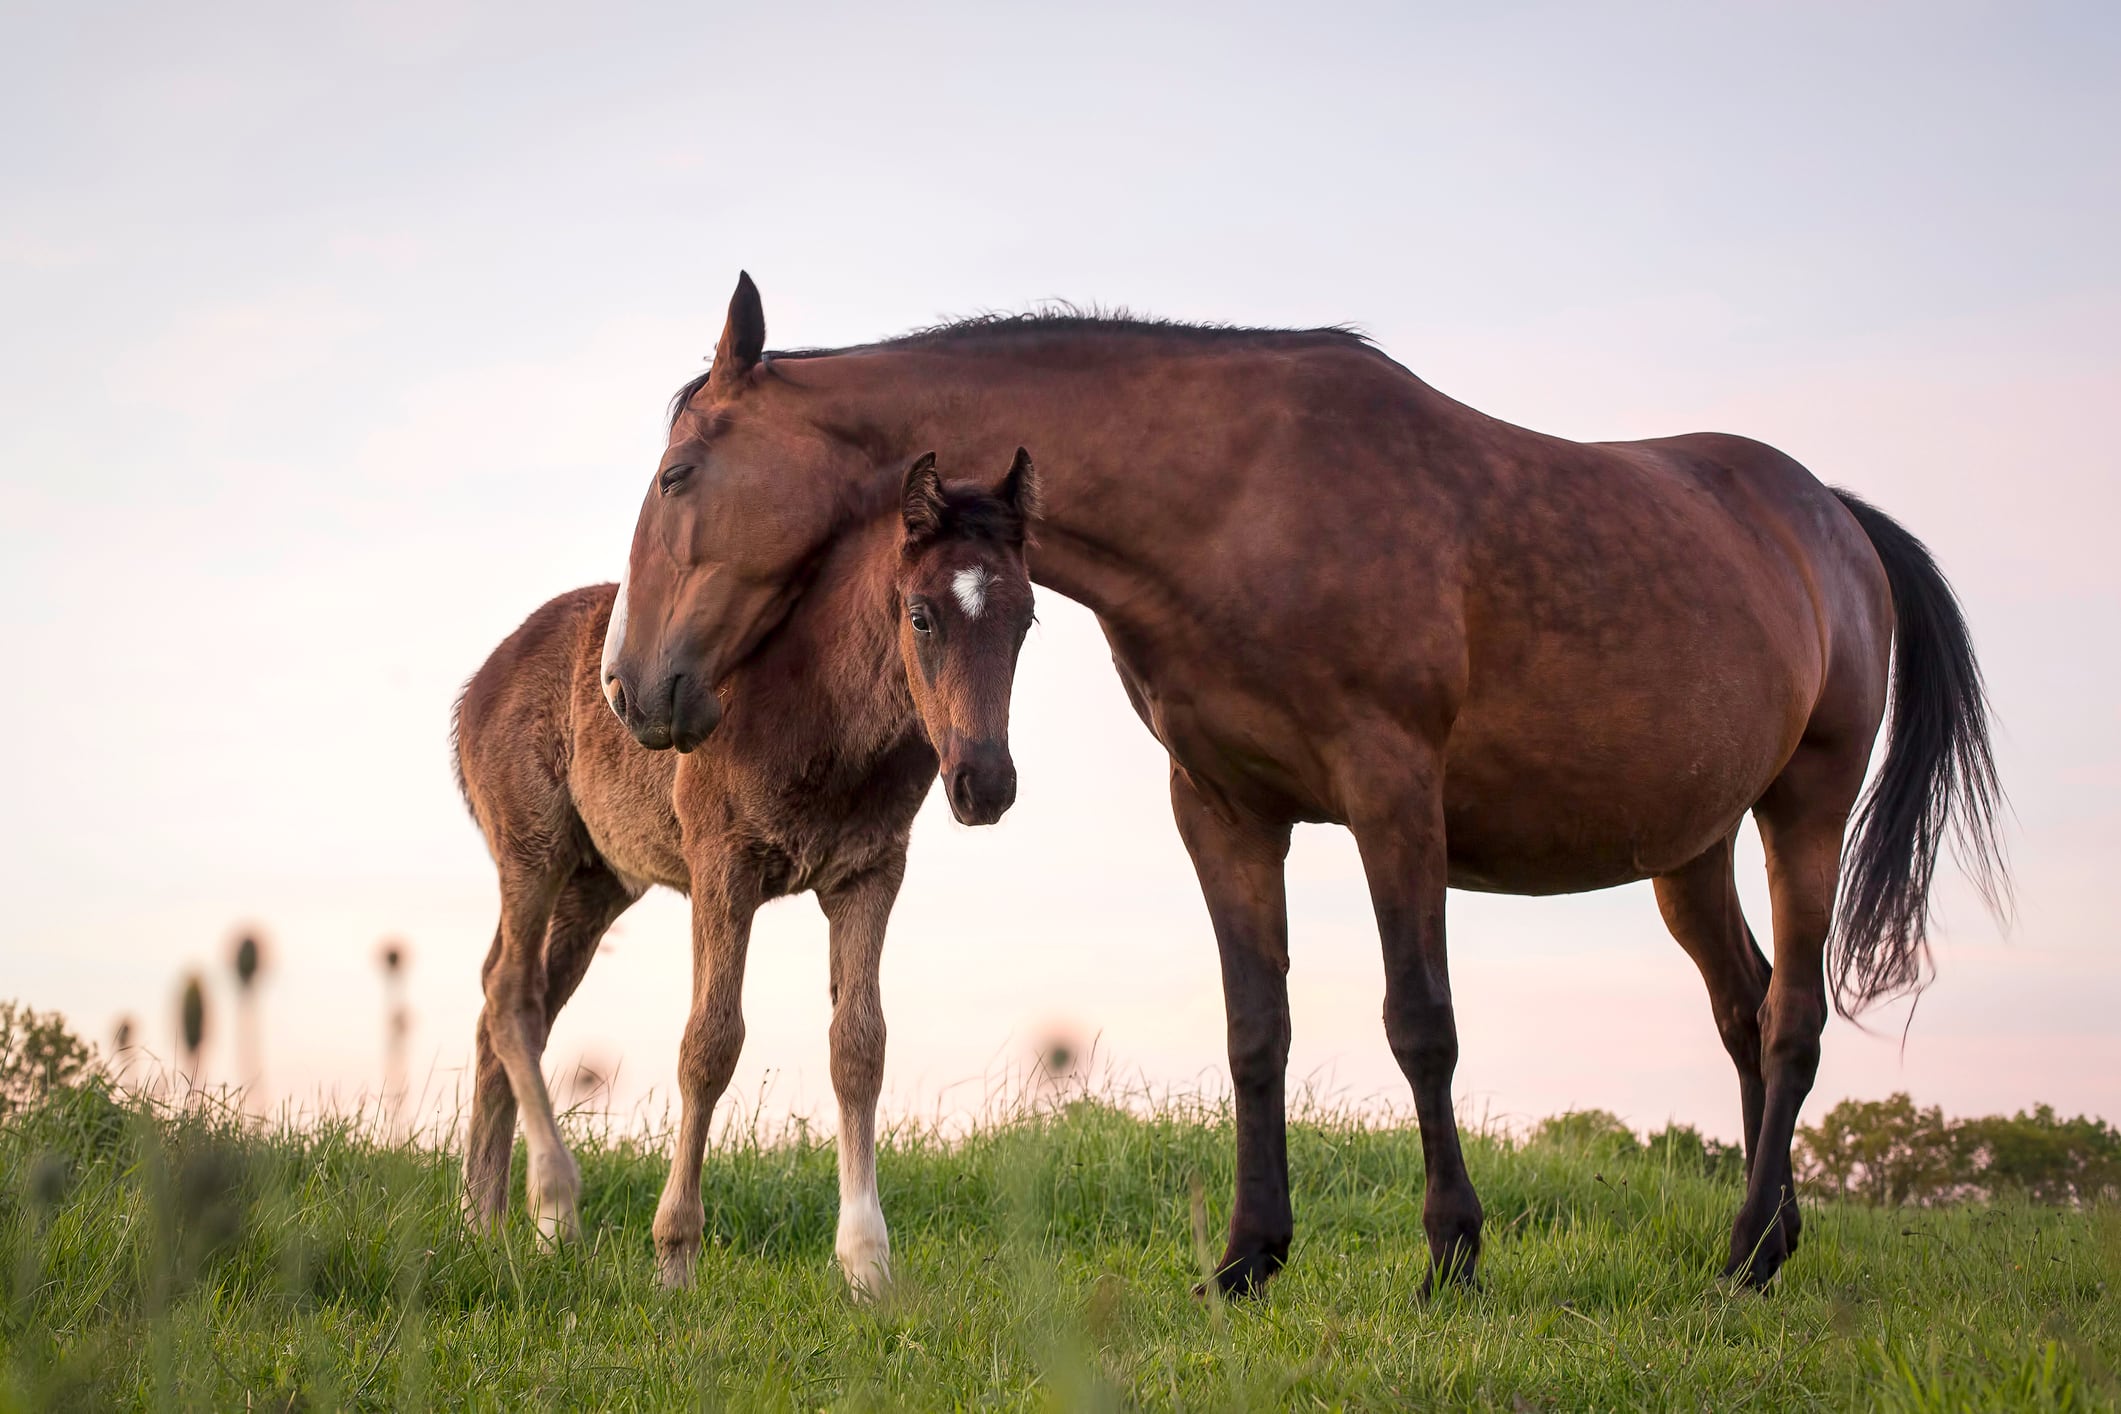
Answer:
[1829,491,2009,1015]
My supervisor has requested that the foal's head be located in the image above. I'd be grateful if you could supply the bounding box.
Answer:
[895,448,1040,826]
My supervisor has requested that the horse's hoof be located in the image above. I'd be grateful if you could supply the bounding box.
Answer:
[532,1204,581,1247]
[527,1153,582,1248]
[1722,1230,1790,1290]
[1195,1248,1283,1300]
[1418,1257,1483,1302]
[837,1206,892,1302]
[841,1260,892,1303]
[837,1244,891,1302]
[460,1188,506,1236]
[656,1241,700,1291]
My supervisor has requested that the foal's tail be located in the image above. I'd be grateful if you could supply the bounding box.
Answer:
[1828,490,2009,1015]
[449,682,473,814]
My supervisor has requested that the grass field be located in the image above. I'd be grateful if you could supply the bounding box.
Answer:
[3,1078,2115,1411]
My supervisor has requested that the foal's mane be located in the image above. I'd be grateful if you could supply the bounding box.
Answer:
[668,305,1375,427]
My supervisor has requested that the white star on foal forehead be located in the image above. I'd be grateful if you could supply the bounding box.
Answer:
[951,565,992,618]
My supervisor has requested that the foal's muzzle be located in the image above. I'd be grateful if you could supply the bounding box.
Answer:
[944,741,1017,826]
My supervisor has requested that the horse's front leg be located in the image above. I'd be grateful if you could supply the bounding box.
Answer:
[1170,764,1296,1297]
[818,861,905,1300]
[1348,755,1483,1295]
[654,854,760,1289]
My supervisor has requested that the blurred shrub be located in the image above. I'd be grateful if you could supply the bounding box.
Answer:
[0,1001,98,1117]
[1797,1092,2121,1207]
[1643,1122,1746,1181]
[1529,1109,1641,1157]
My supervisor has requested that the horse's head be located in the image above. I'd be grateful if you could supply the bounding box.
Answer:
[895,448,1040,825]
[601,272,864,750]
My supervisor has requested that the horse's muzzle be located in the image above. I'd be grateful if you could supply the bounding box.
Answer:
[605,667,722,752]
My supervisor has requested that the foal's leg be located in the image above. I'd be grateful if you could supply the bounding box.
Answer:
[1654,835,1773,1171]
[1725,742,1860,1287]
[540,861,640,1026]
[465,934,519,1230]
[465,861,638,1230]
[1347,759,1482,1295]
[474,862,581,1241]
[818,863,904,1299]
[1169,766,1296,1297]
[653,858,760,1289]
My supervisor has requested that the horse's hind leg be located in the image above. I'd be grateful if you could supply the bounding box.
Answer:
[540,862,640,1026]
[465,861,634,1230]
[1654,835,1772,1171]
[819,862,905,1299]
[1725,738,1865,1287]
[465,942,519,1229]
[476,859,583,1243]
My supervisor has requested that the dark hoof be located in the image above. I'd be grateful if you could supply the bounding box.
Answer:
[1725,1193,1801,1289]
[1194,1248,1284,1300]
[1418,1250,1483,1301]
[1723,1228,1791,1290]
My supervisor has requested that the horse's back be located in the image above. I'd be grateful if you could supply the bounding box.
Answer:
[1649,431,1895,750]
[454,586,683,887]
[1435,425,1889,892]
[1621,430,1894,723]
[455,587,610,856]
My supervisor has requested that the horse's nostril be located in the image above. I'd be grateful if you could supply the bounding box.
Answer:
[604,674,629,718]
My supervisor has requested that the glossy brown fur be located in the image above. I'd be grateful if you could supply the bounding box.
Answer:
[604,277,2004,1294]
[456,454,1036,1293]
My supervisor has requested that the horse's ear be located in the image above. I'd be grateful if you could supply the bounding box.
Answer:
[999,446,1041,539]
[710,271,766,386]
[902,452,946,542]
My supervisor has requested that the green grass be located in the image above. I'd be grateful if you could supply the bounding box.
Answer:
[2,1081,2115,1411]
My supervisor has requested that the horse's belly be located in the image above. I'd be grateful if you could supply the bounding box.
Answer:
[1439,745,1777,895]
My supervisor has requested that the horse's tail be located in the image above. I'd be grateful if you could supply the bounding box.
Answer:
[1827,490,2009,1015]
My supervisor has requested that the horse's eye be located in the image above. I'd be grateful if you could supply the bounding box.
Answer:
[658,463,695,495]
[909,605,933,635]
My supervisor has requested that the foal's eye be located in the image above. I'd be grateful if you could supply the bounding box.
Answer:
[658,463,695,495]
[908,605,933,635]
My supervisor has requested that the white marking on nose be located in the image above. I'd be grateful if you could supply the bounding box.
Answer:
[600,564,630,709]
[952,566,990,619]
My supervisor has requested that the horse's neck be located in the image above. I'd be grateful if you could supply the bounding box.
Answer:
[739,515,909,750]
[822,346,1250,641]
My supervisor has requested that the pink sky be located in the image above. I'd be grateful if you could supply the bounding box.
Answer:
[3,3,2116,1142]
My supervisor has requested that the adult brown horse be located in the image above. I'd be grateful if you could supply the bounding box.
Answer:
[458,449,1039,1294]
[603,275,2005,1294]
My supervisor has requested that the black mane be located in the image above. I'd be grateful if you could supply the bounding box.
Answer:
[669,305,1373,426]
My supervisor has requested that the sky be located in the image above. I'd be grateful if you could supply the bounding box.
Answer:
[2,1,2117,1144]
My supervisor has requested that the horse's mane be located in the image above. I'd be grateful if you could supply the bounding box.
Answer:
[669,305,1375,427]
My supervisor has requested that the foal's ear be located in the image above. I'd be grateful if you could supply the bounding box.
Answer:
[902,452,946,542]
[710,271,767,387]
[999,446,1041,539]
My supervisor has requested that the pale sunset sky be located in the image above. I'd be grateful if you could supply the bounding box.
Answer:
[2,2,2116,1140]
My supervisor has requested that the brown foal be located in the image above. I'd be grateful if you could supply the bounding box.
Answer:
[603,275,2005,1296]
[455,449,1039,1294]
